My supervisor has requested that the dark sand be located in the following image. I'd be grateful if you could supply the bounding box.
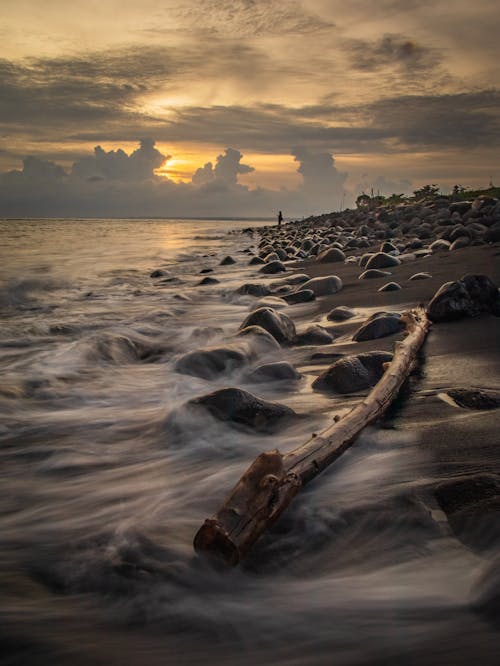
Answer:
[286,243,500,470]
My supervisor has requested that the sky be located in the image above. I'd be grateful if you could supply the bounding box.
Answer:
[0,0,499,217]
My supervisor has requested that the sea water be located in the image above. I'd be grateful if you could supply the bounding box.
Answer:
[0,218,497,665]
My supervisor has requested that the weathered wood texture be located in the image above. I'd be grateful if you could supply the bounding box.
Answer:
[194,307,430,566]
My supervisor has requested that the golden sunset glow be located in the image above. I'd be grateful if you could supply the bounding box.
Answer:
[0,0,498,216]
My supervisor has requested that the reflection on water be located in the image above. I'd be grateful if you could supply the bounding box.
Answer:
[0,218,498,665]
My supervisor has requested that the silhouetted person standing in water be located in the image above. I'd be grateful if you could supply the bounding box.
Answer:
[278,210,283,228]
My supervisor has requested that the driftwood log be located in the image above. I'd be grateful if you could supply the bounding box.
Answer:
[194,307,430,566]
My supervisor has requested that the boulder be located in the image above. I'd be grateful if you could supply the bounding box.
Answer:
[175,346,248,379]
[316,247,346,263]
[259,260,287,274]
[352,312,404,341]
[254,296,288,309]
[294,324,334,346]
[297,275,342,296]
[249,256,266,265]
[429,239,451,252]
[427,274,499,322]
[359,269,391,280]
[150,269,171,278]
[312,351,393,393]
[220,256,236,265]
[434,474,500,551]
[365,253,401,269]
[378,282,402,292]
[450,236,471,251]
[197,276,220,286]
[408,272,432,280]
[283,273,311,285]
[188,387,297,432]
[235,283,271,297]
[327,305,356,321]
[447,388,500,410]
[284,289,316,304]
[235,325,281,351]
[239,307,296,344]
[246,362,301,383]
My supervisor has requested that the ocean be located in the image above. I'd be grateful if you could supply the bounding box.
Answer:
[0,218,496,665]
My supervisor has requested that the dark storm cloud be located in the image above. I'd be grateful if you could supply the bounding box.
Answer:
[367,90,500,149]
[344,34,442,73]
[192,148,254,186]
[0,141,347,217]
[0,40,272,138]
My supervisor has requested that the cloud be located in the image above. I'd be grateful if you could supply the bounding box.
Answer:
[72,139,168,181]
[367,90,500,149]
[164,0,334,38]
[354,174,413,197]
[192,148,254,186]
[292,146,348,209]
[344,34,441,73]
[0,140,351,218]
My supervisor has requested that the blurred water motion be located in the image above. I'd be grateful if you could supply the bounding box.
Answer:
[0,218,498,665]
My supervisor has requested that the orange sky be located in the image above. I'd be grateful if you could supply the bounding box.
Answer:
[1,0,499,215]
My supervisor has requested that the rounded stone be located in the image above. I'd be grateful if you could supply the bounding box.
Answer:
[365,252,401,269]
[239,307,296,345]
[297,275,343,296]
[259,260,287,274]
[378,282,402,292]
[312,351,393,393]
[316,247,346,263]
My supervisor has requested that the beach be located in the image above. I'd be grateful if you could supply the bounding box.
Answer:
[1,205,499,665]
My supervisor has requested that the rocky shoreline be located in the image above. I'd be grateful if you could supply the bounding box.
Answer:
[156,193,500,615]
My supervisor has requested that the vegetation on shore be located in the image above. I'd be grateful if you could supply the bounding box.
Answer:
[355,183,500,210]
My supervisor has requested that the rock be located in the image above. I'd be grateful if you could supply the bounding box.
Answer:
[197,276,220,286]
[365,253,401,269]
[220,255,236,265]
[378,282,402,292]
[427,274,499,322]
[359,269,391,280]
[430,239,451,252]
[283,273,311,285]
[236,325,281,351]
[316,247,346,263]
[246,362,301,383]
[485,225,500,243]
[449,225,471,242]
[200,268,214,274]
[263,252,279,262]
[312,351,393,393]
[380,241,398,254]
[409,272,432,280]
[249,256,266,265]
[254,296,288,310]
[398,253,417,263]
[259,260,286,274]
[447,388,500,410]
[294,325,334,346]
[235,283,271,297]
[434,474,500,551]
[359,253,374,268]
[150,269,171,278]
[239,307,296,345]
[450,236,471,251]
[175,346,248,379]
[352,312,404,341]
[297,275,342,296]
[284,289,315,304]
[188,387,297,432]
[327,305,356,321]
